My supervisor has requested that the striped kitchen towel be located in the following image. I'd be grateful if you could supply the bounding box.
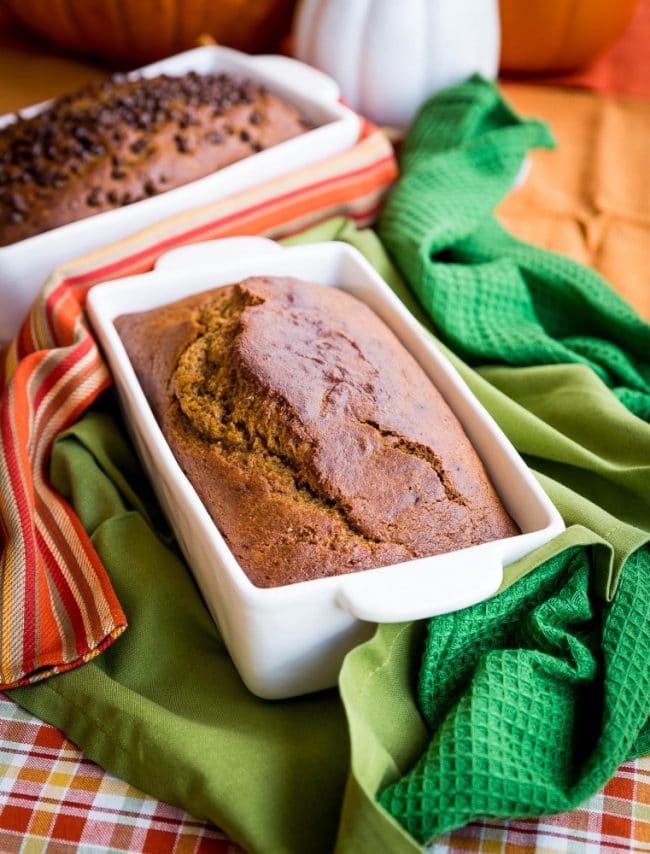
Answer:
[0,119,397,690]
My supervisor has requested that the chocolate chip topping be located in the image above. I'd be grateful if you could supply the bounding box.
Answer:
[86,187,102,207]
[0,71,269,213]
[0,70,310,245]
[130,138,147,154]
[173,134,190,154]
[10,191,27,212]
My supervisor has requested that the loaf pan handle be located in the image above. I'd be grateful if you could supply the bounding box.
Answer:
[248,55,341,104]
[335,547,503,623]
[155,237,282,271]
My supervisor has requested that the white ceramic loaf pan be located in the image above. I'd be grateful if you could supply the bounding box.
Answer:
[0,46,360,341]
[87,238,564,699]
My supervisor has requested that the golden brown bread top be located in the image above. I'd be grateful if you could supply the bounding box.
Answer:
[115,276,519,587]
[0,72,309,246]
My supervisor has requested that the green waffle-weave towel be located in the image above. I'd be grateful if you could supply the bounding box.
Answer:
[375,77,650,844]
[378,76,650,422]
[378,543,650,843]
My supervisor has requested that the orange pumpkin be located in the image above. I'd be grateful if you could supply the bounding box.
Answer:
[499,0,638,74]
[1,0,298,62]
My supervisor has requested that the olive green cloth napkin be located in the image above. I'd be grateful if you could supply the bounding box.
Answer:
[366,78,650,844]
[8,214,649,853]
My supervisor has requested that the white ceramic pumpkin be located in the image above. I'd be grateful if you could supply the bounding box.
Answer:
[293,0,500,128]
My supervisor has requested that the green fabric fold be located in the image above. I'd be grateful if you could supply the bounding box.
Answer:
[9,79,650,854]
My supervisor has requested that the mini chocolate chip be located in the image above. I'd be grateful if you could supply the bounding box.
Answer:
[111,168,127,180]
[10,192,27,212]
[249,111,262,125]
[239,129,250,142]
[251,142,263,153]
[107,190,119,204]
[112,130,125,143]
[159,174,168,183]
[144,179,156,196]
[121,191,132,205]
[130,138,147,154]
[86,188,102,207]
[111,154,122,167]
[173,134,190,153]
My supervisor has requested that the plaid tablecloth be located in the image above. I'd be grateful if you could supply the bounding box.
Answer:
[0,694,242,853]
[1,691,648,853]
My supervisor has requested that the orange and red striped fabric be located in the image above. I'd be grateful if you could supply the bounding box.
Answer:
[0,120,397,690]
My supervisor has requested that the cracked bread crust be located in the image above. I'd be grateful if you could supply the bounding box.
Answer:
[115,276,519,587]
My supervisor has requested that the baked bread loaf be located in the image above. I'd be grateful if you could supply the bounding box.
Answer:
[0,72,310,246]
[116,276,519,588]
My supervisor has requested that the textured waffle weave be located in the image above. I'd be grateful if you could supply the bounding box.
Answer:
[378,77,650,421]
[380,545,650,844]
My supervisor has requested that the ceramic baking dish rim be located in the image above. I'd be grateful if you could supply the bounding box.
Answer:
[87,239,565,616]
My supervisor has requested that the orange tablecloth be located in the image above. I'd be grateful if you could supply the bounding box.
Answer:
[499,84,650,320]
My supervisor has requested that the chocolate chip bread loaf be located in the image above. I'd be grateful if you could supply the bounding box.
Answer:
[0,72,310,246]
[116,276,519,588]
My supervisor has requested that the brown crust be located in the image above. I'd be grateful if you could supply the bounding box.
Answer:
[0,72,309,246]
[115,276,519,588]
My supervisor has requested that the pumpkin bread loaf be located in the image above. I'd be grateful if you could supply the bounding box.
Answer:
[0,72,309,246]
[115,276,519,588]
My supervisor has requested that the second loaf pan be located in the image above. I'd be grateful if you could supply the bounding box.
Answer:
[0,46,360,340]
[87,237,564,699]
